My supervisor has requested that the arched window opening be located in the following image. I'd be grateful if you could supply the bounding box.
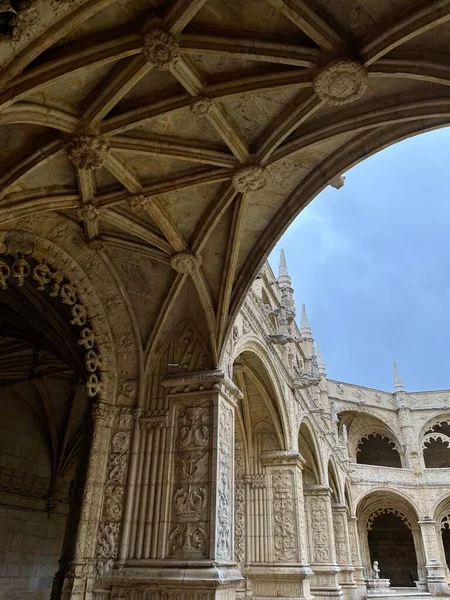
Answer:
[441,515,450,570]
[423,421,450,468]
[356,433,402,468]
[368,511,418,586]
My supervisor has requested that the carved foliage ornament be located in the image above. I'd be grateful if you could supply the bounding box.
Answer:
[190,96,213,117]
[170,251,202,274]
[272,469,298,561]
[216,403,233,560]
[169,401,211,557]
[66,135,111,170]
[0,252,105,398]
[96,408,134,576]
[232,165,267,194]
[313,59,368,106]
[142,28,180,70]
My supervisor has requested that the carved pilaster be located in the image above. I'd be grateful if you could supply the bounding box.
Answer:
[304,485,343,600]
[332,506,357,600]
[347,516,366,600]
[419,518,449,595]
[55,401,117,600]
[110,370,242,600]
[247,451,312,600]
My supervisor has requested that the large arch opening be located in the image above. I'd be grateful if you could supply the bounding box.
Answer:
[367,511,417,586]
[0,247,102,599]
[357,491,426,589]
[232,349,285,570]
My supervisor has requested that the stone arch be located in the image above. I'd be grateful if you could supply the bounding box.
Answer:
[233,335,292,449]
[433,495,450,575]
[341,411,403,467]
[298,416,323,485]
[356,490,426,586]
[0,229,116,401]
[420,415,450,469]
[327,456,343,504]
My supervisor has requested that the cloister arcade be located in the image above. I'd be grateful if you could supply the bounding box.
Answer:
[1,1,450,599]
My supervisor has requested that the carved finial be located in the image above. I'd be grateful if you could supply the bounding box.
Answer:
[232,165,267,194]
[329,174,346,189]
[142,28,180,71]
[393,361,405,393]
[66,135,110,170]
[316,342,327,377]
[300,303,312,338]
[190,96,213,117]
[313,59,368,106]
[170,251,202,274]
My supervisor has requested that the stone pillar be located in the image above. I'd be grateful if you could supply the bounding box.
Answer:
[419,517,449,595]
[304,485,343,600]
[347,516,366,600]
[110,369,243,600]
[53,401,117,600]
[332,505,357,600]
[246,451,312,600]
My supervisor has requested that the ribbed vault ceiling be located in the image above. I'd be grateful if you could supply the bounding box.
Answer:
[1,0,450,366]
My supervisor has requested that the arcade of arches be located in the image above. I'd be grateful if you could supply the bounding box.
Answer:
[1,1,450,599]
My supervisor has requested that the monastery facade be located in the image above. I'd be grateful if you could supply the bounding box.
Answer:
[1,248,450,600]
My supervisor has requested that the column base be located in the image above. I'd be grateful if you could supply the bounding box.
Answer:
[310,565,343,600]
[426,562,450,596]
[246,564,313,600]
[104,561,243,600]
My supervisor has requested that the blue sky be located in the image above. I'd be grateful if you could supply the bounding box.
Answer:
[269,128,450,392]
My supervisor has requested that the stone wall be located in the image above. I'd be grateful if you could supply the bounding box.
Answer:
[0,386,70,599]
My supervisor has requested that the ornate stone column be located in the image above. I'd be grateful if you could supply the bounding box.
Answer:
[304,485,343,600]
[110,369,243,600]
[246,451,312,600]
[419,517,449,595]
[347,516,366,599]
[53,401,117,600]
[332,505,357,600]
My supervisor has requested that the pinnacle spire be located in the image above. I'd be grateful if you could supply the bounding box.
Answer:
[300,303,312,338]
[393,362,405,393]
[316,342,327,377]
[279,249,288,277]
[277,249,291,287]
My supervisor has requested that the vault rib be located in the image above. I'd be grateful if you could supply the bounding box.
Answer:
[361,0,450,66]
[80,55,153,127]
[265,0,347,51]
[0,0,124,89]
[111,135,237,168]
[256,92,323,164]
[163,0,211,34]
[0,141,65,201]
[181,32,320,67]
[101,208,173,254]
[170,57,249,163]
[217,194,247,350]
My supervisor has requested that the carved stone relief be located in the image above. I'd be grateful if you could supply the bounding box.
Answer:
[272,469,298,561]
[168,400,212,558]
[216,401,233,561]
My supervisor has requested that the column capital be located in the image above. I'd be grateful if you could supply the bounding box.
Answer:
[303,484,333,497]
[261,449,306,467]
[162,368,242,405]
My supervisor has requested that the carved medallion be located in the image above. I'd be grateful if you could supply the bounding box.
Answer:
[313,59,368,106]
